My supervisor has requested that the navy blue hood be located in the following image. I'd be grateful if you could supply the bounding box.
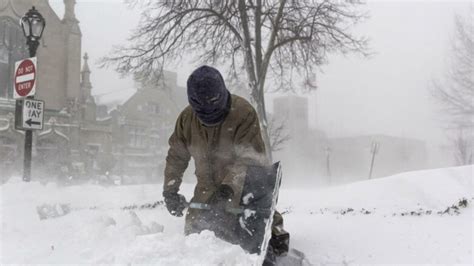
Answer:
[187,66,231,126]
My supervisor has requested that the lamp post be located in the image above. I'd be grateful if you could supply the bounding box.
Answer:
[20,6,46,58]
[19,6,45,182]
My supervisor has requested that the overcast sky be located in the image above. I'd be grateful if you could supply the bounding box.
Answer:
[49,0,472,146]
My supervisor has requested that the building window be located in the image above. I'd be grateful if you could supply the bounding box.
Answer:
[128,126,147,148]
[146,102,160,114]
[149,129,160,147]
[0,17,29,99]
[87,144,101,155]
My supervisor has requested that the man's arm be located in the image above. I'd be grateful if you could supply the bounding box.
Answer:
[164,112,191,195]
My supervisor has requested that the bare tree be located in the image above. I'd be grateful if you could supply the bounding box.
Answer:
[267,114,290,152]
[431,13,473,165]
[102,0,369,160]
[452,128,473,165]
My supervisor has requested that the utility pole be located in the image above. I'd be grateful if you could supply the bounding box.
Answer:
[368,141,379,179]
[325,146,332,181]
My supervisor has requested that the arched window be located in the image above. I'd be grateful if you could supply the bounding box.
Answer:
[0,17,28,99]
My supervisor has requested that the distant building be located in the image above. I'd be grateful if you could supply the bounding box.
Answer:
[271,95,328,183]
[270,95,429,184]
[273,95,309,138]
[0,1,184,184]
[326,135,428,183]
[108,71,186,183]
[0,0,108,181]
[0,0,81,109]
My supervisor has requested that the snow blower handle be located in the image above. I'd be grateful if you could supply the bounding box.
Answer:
[185,201,245,215]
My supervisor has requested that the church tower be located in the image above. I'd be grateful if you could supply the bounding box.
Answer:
[80,53,96,121]
[80,53,92,100]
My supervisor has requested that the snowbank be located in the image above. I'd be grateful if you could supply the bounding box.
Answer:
[1,165,472,265]
[278,165,473,265]
[279,165,473,213]
[0,178,258,265]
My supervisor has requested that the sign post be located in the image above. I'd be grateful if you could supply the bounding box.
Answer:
[17,6,46,182]
[13,57,40,182]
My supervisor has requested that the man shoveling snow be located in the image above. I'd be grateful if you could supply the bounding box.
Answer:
[162,65,291,265]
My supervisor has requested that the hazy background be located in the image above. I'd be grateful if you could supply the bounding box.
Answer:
[49,0,472,164]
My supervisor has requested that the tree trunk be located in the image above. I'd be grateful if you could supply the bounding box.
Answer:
[238,0,275,163]
[250,82,273,164]
[257,99,273,164]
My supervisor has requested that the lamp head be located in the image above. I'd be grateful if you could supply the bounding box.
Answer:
[20,6,46,41]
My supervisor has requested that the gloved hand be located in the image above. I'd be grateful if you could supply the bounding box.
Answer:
[163,191,187,217]
[209,184,234,205]
[207,185,237,241]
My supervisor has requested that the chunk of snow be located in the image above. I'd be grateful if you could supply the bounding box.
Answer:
[239,217,253,236]
[242,193,254,205]
[244,209,256,219]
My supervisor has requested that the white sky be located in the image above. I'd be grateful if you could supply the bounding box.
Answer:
[49,0,472,145]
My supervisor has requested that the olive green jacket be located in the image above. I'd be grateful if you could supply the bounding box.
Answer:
[163,94,267,209]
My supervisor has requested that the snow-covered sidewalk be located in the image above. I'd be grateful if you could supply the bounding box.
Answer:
[1,166,472,265]
[279,165,473,265]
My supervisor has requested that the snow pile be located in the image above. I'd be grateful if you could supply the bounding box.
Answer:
[279,165,472,214]
[113,230,257,265]
[0,178,258,265]
[278,165,473,265]
[1,165,472,265]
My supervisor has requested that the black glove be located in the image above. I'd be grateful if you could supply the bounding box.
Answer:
[209,184,234,205]
[163,191,187,217]
[207,185,237,242]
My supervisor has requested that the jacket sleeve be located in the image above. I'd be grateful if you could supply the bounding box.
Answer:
[221,108,267,205]
[163,112,191,195]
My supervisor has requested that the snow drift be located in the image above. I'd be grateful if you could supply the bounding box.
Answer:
[0,165,472,265]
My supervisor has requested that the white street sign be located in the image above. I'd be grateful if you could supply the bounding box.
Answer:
[21,99,44,130]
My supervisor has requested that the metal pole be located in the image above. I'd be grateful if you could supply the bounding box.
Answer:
[325,146,331,180]
[368,141,379,180]
[22,43,37,182]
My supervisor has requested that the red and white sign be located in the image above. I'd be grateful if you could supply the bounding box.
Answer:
[13,57,37,99]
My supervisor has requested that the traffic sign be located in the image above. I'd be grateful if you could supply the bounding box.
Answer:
[13,57,37,99]
[15,99,44,130]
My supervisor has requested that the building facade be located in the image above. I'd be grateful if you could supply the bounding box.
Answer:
[272,95,328,184]
[0,0,184,184]
[0,0,88,182]
[271,95,428,184]
[107,71,186,183]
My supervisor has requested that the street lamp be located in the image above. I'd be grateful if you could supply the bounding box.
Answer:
[20,6,46,57]
[19,6,46,182]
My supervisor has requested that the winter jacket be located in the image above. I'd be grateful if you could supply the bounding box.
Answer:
[163,94,267,233]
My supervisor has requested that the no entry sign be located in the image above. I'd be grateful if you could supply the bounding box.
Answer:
[13,57,37,99]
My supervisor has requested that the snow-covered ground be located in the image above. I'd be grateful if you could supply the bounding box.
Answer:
[1,166,472,265]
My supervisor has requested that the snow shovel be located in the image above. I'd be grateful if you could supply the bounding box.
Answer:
[186,162,283,265]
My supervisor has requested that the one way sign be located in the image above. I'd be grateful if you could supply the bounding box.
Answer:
[15,99,44,130]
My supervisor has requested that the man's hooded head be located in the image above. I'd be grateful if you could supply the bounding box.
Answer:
[187,66,231,126]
